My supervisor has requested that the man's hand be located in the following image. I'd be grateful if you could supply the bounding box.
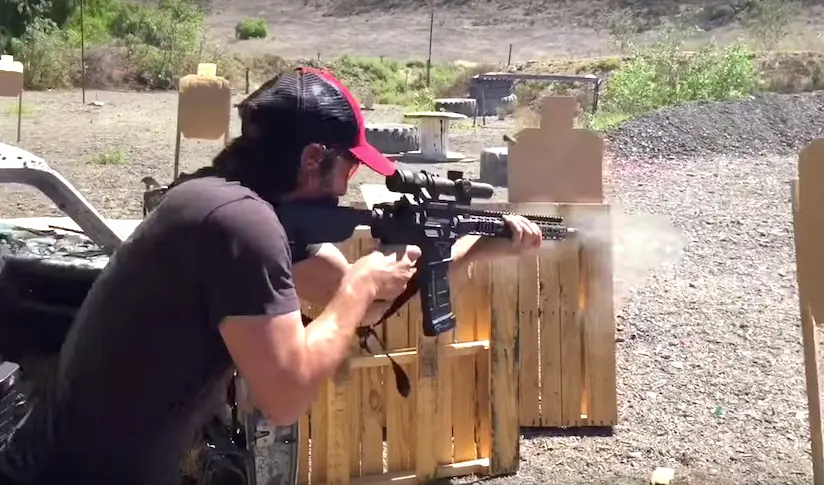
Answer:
[470,214,543,260]
[501,214,543,254]
[345,244,421,301]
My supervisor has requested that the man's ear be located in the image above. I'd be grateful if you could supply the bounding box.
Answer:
[299,143,325,172]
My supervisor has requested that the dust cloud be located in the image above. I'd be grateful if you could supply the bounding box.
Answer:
[564,204,687,313]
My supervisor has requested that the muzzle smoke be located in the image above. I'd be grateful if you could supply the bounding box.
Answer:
[541,204,686,313]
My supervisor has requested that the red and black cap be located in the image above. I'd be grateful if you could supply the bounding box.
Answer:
[237,66,396,177]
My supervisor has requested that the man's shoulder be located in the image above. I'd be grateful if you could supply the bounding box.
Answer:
[162,176,275,222]
[166,175,261,206]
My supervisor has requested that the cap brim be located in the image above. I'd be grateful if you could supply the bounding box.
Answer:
[350,143,396,176]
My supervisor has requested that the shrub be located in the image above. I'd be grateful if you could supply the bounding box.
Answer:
[316,55,468,107]
[9,18,76,90]
[602,34,759,116]
[743,0,801,51]
[118,0,207,89]
[235,18,268,40]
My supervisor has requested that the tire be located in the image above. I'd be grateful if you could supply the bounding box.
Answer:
[479,147,508,187]
[434,98,476,117]
[364,123,419,155]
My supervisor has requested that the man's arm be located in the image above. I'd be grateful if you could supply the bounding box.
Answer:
[292,243,395,328]
[292,237,484,309]
[204,200,375,426]
[292,243,349,307]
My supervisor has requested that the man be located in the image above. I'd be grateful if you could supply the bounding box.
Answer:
[0,67,541,485]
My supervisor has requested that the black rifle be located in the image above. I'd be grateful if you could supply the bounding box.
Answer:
[277,169,576,396]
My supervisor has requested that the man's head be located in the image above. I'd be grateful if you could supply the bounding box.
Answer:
[229,67,396,202]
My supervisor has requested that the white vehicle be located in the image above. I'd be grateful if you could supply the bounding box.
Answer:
[0,143,298,485]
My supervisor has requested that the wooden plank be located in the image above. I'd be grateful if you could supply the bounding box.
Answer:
[311,382,330,484]
[413,293,439,480]
[349,342,488,368]
[538,247,563,427]
[435,302,455,466]
[359,360,385,477]
[473,261,492,459]
[385,302,413,472]
[518,253,540,426]
[453,267,478,462]
[353,236,385,478]
[299,413,310,485]
[579,205,617,425]
[326,381,350,484]
[791,178,824,485]
[323,459,489,485]
[339,239,364,478]
[558,215,584,427]
[797,139,824,323]
[489,259,520,475]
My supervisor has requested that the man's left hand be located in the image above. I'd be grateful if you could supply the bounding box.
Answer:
[472,214,543,260]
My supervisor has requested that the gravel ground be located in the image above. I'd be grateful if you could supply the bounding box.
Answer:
[609,92,824,159]
[0,89,819,484]
[472,95,813,485]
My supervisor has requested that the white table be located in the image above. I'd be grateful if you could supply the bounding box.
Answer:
[402,111,471,163]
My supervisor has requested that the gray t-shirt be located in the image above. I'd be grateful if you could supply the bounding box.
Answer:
[0,175,316,485]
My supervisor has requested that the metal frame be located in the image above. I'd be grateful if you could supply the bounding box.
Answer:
[469,72,603,125]
[0,143,124,253]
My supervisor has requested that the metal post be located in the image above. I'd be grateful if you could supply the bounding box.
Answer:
[173,119,182,179]
[426,7,434,88]
[80,0,86,105]
[16,91,22,142]
[507,43,513,65]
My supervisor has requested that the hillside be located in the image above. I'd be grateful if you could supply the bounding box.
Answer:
[205,0,824,62]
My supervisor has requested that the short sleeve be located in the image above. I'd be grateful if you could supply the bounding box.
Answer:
[204,198,301,324]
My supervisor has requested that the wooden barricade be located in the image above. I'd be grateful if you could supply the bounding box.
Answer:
[502,95,617,428]
[293,204,615,483]
[295,230,516,485]
[476,202,617,428]
[791,138,824,485]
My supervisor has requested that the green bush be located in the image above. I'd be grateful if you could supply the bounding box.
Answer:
[602,35,760,117]
[116,0,207,88]
[235,18,268,40]
[318,55,467,107]
[9,18,76,90]
[5,0,209,90]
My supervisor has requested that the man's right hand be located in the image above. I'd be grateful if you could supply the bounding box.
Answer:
[346,245,421,301]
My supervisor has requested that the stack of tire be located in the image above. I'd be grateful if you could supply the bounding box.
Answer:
[364,123,420,155]
[468,75,518,117]
[434,98,477,117]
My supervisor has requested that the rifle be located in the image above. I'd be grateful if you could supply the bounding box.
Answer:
[277,169,577,396]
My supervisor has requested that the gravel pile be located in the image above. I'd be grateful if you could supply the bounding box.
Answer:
[608,91,824,160]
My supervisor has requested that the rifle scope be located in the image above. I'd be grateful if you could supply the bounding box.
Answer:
[386,170,494,200]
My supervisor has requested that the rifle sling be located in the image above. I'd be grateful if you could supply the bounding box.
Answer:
[300,262,422,398]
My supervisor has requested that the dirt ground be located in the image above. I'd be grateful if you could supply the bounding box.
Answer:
[0,90,512,218]
[205,0,824,63]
